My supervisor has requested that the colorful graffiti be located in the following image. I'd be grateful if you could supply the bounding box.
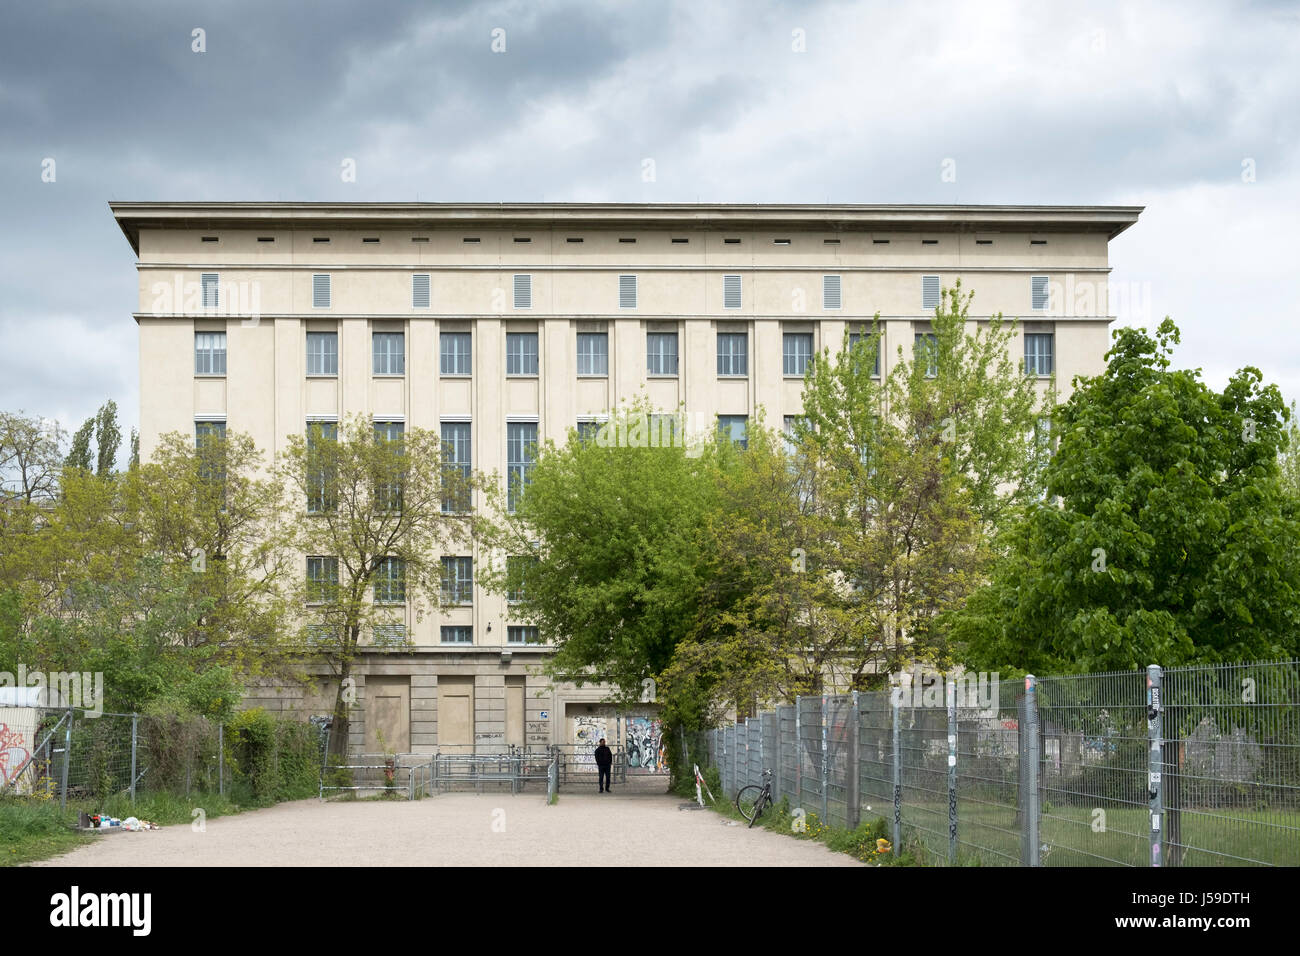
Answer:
[572,715,608,767]
[0,723,30,787]
[625,717,665,774]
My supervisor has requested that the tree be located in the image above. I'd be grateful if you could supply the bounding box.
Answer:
[485,404,724,704]
[277,416,480,756]
[63,400,122,477]
[0,410,65,505]
[955,319,1300,672]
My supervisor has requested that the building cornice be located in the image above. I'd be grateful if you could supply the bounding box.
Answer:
[110,202,1144,254]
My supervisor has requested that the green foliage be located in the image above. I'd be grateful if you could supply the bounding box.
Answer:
[226,708,321,804]
[956,319,1300,672]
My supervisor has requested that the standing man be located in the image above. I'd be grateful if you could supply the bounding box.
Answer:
[595,738,613,793]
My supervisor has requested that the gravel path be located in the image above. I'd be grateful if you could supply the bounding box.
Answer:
[35,793,861,867]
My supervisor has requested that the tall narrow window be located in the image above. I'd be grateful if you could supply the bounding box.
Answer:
[306,556,338,604]
[506,555,538,603]
[822,275,842,310]
[312,274,331,308]
[619,275,637,309]
[440,421,471,513]
[1025,332,1054,376]
[723,275,743,309]
[783,332,814,376]
[201,273,220,309]
[195,421,227,490]
[915,332,938,377]
[506,332,539,375]
[507,421,538,513]
[195,332,227,375]
[373,421,404,513]
[374,556,406,604]
[513,274,532,309]
[411,273,431,308]
[373,332,405,375]
[576,332,609,376]
[647,331,678,376]
[306,421,338,513]
[440,556,473,605]
[922,275,941,311]
[440,332,472,375]
[717,332,748,376]
[306,331,338,376]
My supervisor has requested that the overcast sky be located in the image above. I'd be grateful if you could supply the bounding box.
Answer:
[2,0,1297,450]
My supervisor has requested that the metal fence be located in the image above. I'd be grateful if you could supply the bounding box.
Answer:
[707,660,1300,866]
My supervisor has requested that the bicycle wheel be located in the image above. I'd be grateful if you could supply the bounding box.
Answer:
[747,790,771,828]
[736,785,765,823]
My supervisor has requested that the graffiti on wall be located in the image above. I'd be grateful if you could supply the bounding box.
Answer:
[625,717,665,774]
[572,715,608,767]
[0,723,30,786]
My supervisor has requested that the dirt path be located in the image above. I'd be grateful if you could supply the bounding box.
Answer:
[34,793,861,867]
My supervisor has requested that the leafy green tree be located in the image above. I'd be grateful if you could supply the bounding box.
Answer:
[955,319,1300,672]
[485,404,724,704]
[63,400,122,477]
[277,416,480,756]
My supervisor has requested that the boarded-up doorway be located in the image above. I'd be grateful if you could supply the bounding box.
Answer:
[364,677,410,754]
[438,677,474,754]
[505,677,526,748]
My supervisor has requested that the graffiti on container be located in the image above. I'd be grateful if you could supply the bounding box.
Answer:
[0,723,30,786]
[626,717,665,774]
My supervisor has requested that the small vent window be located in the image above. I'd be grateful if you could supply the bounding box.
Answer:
[921,275,941,311]
[201,273,219,308]
[822,275,842,310]
[1031,276,1050,310]
[513,274,532,309]
[312,274,331,308]
[723,275,742,310]
[619,275,637,309]
[412,274,431,309]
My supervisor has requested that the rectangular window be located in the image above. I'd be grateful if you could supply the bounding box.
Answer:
[507,421,538,513]
[201,273,219,309]
[507,626,538,645]
[649,414,681,449]
[717,332,748,376]
[723,275,743,309]
[374,556,405,605]
[440,556,473,605]
[506,555,537,603]
[373,421,404,514]
[441,626,473,644]
[195,332,227,376]
[440,421,471,513]
[513,274,532,309]
[783,415,807,456]
[848,328,881,377]
[822,275,842,310]
[506,332,539,375]
[306,556,338,604]
[1031,275,1050,311]
[306,625,336,648]
[312,274,331,308]
[576,332,609,376]
[306,332,338,376]
[783,332,814,377]
[619,275,637,309]
[576,419,604,444]
[915,332,938,377]
[373,332,405,375]
[1025,332,1054,376]
[195,420,226,445]
[647,332,678,376]
[922,275,941,311]
[718,415,748,450]
[440,332,472,375]
[195,421,226,488]
[373,624,407,647]
[306,421,338,513]
[412,274,430,308]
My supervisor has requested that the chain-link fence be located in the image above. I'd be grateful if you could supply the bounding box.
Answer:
[706,660,1300,866]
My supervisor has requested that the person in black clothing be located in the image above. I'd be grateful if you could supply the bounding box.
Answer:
[594,738,613,792]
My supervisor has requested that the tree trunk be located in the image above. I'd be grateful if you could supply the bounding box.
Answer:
[328,636,356,759]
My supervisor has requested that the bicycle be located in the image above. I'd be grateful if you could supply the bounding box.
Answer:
[736,769,774,827]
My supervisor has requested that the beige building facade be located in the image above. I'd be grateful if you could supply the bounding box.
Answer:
[112,202,1141,755]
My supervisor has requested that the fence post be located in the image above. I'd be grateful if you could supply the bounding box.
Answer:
[820,694,829,824]
[1147,664,1164,867]
[848,691,861,829]
[794,697,802,809]
[1023,674,1041,866]
[130,713,138,804]
[772,716,781,805]
[946,678,958,865]
[60,709,72,810]
[218,723,225,796]
[891,694,901,857]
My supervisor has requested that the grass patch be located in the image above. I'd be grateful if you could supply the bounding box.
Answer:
[0,798,90,866]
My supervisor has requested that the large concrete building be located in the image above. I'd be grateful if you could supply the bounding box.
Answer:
[111,201,1141,758]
